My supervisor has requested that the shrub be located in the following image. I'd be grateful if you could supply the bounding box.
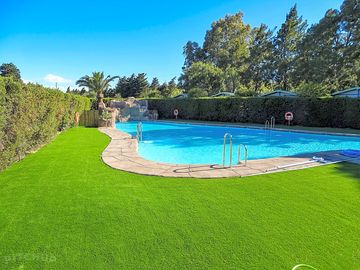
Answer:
[148,97,360,129]
[188,88,208,98]
[0,77,90,170]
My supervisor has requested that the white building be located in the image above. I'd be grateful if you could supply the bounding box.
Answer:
[261,90,298,97]
[212,92,235,97]
[173,93,188,99]
[331,87,360,98]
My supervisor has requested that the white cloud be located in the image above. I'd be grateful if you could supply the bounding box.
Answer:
[43,74,72,83]
[23,79,33,84]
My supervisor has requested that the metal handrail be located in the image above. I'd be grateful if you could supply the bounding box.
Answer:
[223,133,233,167]
[265,120,270,129]
[136,122,143,142]
[237,144,248,166]
[270,116,275,129]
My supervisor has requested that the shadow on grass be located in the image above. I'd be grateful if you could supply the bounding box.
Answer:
[333,162,360,187]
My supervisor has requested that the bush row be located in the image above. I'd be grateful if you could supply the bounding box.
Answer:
[148,97,360,129]
[0,77,91,170]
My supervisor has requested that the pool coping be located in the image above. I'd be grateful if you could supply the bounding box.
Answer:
[99,127,360,179]
[154,120,360,137]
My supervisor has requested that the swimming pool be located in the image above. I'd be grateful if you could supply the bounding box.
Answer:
[116,121,360,165]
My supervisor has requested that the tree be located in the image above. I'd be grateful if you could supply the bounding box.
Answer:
[158,82,171,97]
[115,75,132,98]
[0,63,21,81]
[338,0,360,87]
[134,73,149,97]
[244,24,274,93]
[273,5,307,89]
[295,81,328,97]
[295,9,342,91]
[150,77,160,89]
[168,77,177,89]
[188,88,208,98]
[203,12,251,70]
[114,73,150,98]
[183,41,205,69]
[76,72,119,96]
[182,62,224,95]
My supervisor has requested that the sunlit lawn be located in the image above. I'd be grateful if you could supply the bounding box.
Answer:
[0,128,359,269]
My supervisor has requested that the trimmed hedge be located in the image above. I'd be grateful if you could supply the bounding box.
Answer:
[0,77,91,170]
[148,97,360,129]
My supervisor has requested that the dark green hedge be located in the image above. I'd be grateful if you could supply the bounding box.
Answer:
[148,97,360,129]
[0,77,91,170]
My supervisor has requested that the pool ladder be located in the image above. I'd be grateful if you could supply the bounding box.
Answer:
[222,133,248,168]
[237,144,248,166]
[223,133,233,167]
[265,116,275,129]
[136,122,143,142]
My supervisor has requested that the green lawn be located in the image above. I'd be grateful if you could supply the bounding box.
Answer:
[0,128,359,269]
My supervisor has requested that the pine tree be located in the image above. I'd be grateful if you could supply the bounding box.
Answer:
[295,9,342,92]
[134,73,149,97]
[115,76,131,98]
[158,82,171,97]
[338,0,360,87]
[273,5,307,90]
[245,24,274,93]
[183,41,205,69]
[150,77,160,89]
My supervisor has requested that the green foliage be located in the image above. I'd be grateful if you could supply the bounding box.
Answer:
[140,88,162,99]
[295,82,329,97]
[148,97,360,129]
[245,24,274,92]
[0,63,21,81]
[76,71,119,95]
[0,77,90,170]
[182,62,224,95]
[182,41,205,69]
[188,88,208,98]
[273,5,307,90]
[203,12,251,69]
[180,0,360,97]
[150,77,160,89]
[295,9,342,90]
[114,73,149,98]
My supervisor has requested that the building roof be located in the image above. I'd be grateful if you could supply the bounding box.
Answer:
[173,93,188,99]
[331,87,360,96]
[261,90,298,97]
[212,92,235,97]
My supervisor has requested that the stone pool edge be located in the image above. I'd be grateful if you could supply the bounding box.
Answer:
[98,127,359,179]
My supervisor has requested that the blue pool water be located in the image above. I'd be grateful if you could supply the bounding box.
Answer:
[116,121,360,165]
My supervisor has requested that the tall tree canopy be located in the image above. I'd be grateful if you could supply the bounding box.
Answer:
[0,63,21,81]
[203,12,251,70]
[180,1,360,97]
[295,9,342,90]
[273,5,307,90]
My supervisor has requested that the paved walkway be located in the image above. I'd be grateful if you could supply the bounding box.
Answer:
[99,128,359,178]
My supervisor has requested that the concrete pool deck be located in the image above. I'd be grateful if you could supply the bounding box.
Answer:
[99,127,360,178]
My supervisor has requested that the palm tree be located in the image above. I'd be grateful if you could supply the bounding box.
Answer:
[76,71,119,97]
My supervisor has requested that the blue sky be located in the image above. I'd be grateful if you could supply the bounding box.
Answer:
[0,0,343,90]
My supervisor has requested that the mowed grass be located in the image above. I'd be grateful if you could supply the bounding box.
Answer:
[0,128,359,269]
